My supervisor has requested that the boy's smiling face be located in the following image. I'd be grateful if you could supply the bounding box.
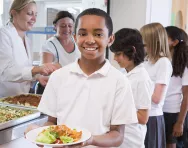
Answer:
[74,15,114,61]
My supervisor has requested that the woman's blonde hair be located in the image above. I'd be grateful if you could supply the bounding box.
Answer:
[9,0,36,22]
[140,23,171,63]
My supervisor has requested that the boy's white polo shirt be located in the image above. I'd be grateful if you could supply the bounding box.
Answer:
[120,64,152,148]
[38,59,138,136]
[163,67,188,113]
[144,57,172,116]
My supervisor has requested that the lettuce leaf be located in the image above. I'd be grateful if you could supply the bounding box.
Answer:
[50,131,59,138]
[60,136,74,143]
[36,131,56,144]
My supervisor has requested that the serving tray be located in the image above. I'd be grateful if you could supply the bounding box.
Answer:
[0,94,41,110]
[0,105,41,130]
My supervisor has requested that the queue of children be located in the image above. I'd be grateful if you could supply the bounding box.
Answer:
[23,5,188,148]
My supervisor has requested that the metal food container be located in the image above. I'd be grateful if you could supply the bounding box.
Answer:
[0,94,41,110]
[0,105,41,130]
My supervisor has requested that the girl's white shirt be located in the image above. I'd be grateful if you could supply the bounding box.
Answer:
[0,22,33,97]
[40,36,80,66]
[163,67,188,113]
[144,57,172,116]
[120,63,152,148]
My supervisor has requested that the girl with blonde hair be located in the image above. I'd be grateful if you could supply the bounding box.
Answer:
[0,0,59,97]
[140,23,172,148]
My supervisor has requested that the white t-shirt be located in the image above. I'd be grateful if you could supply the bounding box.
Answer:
[120,63,152,148]
[144,57,172,116]
[0,22,33,97]
[41,36,80,66]
[163,67,188,113]
[38,59,138,148]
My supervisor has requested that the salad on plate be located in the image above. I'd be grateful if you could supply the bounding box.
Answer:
[36,124,82,144]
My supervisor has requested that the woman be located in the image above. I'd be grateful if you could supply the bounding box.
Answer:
[41,11,80,66]
[0,0,58,97]
[36,11,80,94]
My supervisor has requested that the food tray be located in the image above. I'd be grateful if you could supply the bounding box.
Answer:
[0,105,41,130]
[0,94,41,110]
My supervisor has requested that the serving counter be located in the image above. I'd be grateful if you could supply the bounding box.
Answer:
[0,94,48,147]
[0,114,48,147]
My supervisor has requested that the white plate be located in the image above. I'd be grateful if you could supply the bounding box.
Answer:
[26,125,91,147]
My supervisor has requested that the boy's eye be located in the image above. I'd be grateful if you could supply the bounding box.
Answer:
[78,33,87,36]
[94,33,103,37]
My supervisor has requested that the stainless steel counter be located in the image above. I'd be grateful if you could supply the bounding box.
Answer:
[0,115,48,146]
[0,137,39,148]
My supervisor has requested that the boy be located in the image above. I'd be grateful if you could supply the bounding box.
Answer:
[27,8,138,147]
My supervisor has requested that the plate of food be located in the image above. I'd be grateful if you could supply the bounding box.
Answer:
[26,124,91,147]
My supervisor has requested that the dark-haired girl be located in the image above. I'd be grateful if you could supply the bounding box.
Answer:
[163,26,188,148]
[111,28,152,148]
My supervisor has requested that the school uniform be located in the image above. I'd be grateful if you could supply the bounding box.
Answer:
[120,63,152,148]
[41,36,80,66]
[163,67,188,145]
[0,22,33,97]
[38,59,138,148]
[144,57,172,148]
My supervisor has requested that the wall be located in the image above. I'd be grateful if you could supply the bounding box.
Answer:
[109,0,172,68]
[149,0,172,27]
[82,0,107,11]
[171,0,187,29]
[110,0,147,32]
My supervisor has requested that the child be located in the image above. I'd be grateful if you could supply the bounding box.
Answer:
[26,8,138,147]
[140,23,173,148]
[163,26,188,148]
[110,28,152,148]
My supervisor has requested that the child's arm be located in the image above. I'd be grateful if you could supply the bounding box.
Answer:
[137,109,149,124]
[173,86,188,137]
[82,124,125,147]
[44,116,57,126]
[152,83,166,104]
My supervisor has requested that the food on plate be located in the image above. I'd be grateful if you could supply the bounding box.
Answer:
[0,94,41,107]
[0,106,33,123]
[36,125,82,144]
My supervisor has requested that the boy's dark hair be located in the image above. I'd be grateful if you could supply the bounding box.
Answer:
[165,26,188,77]
[53,11,75,25]
[110,28,145,66]
[74,8,113,36]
